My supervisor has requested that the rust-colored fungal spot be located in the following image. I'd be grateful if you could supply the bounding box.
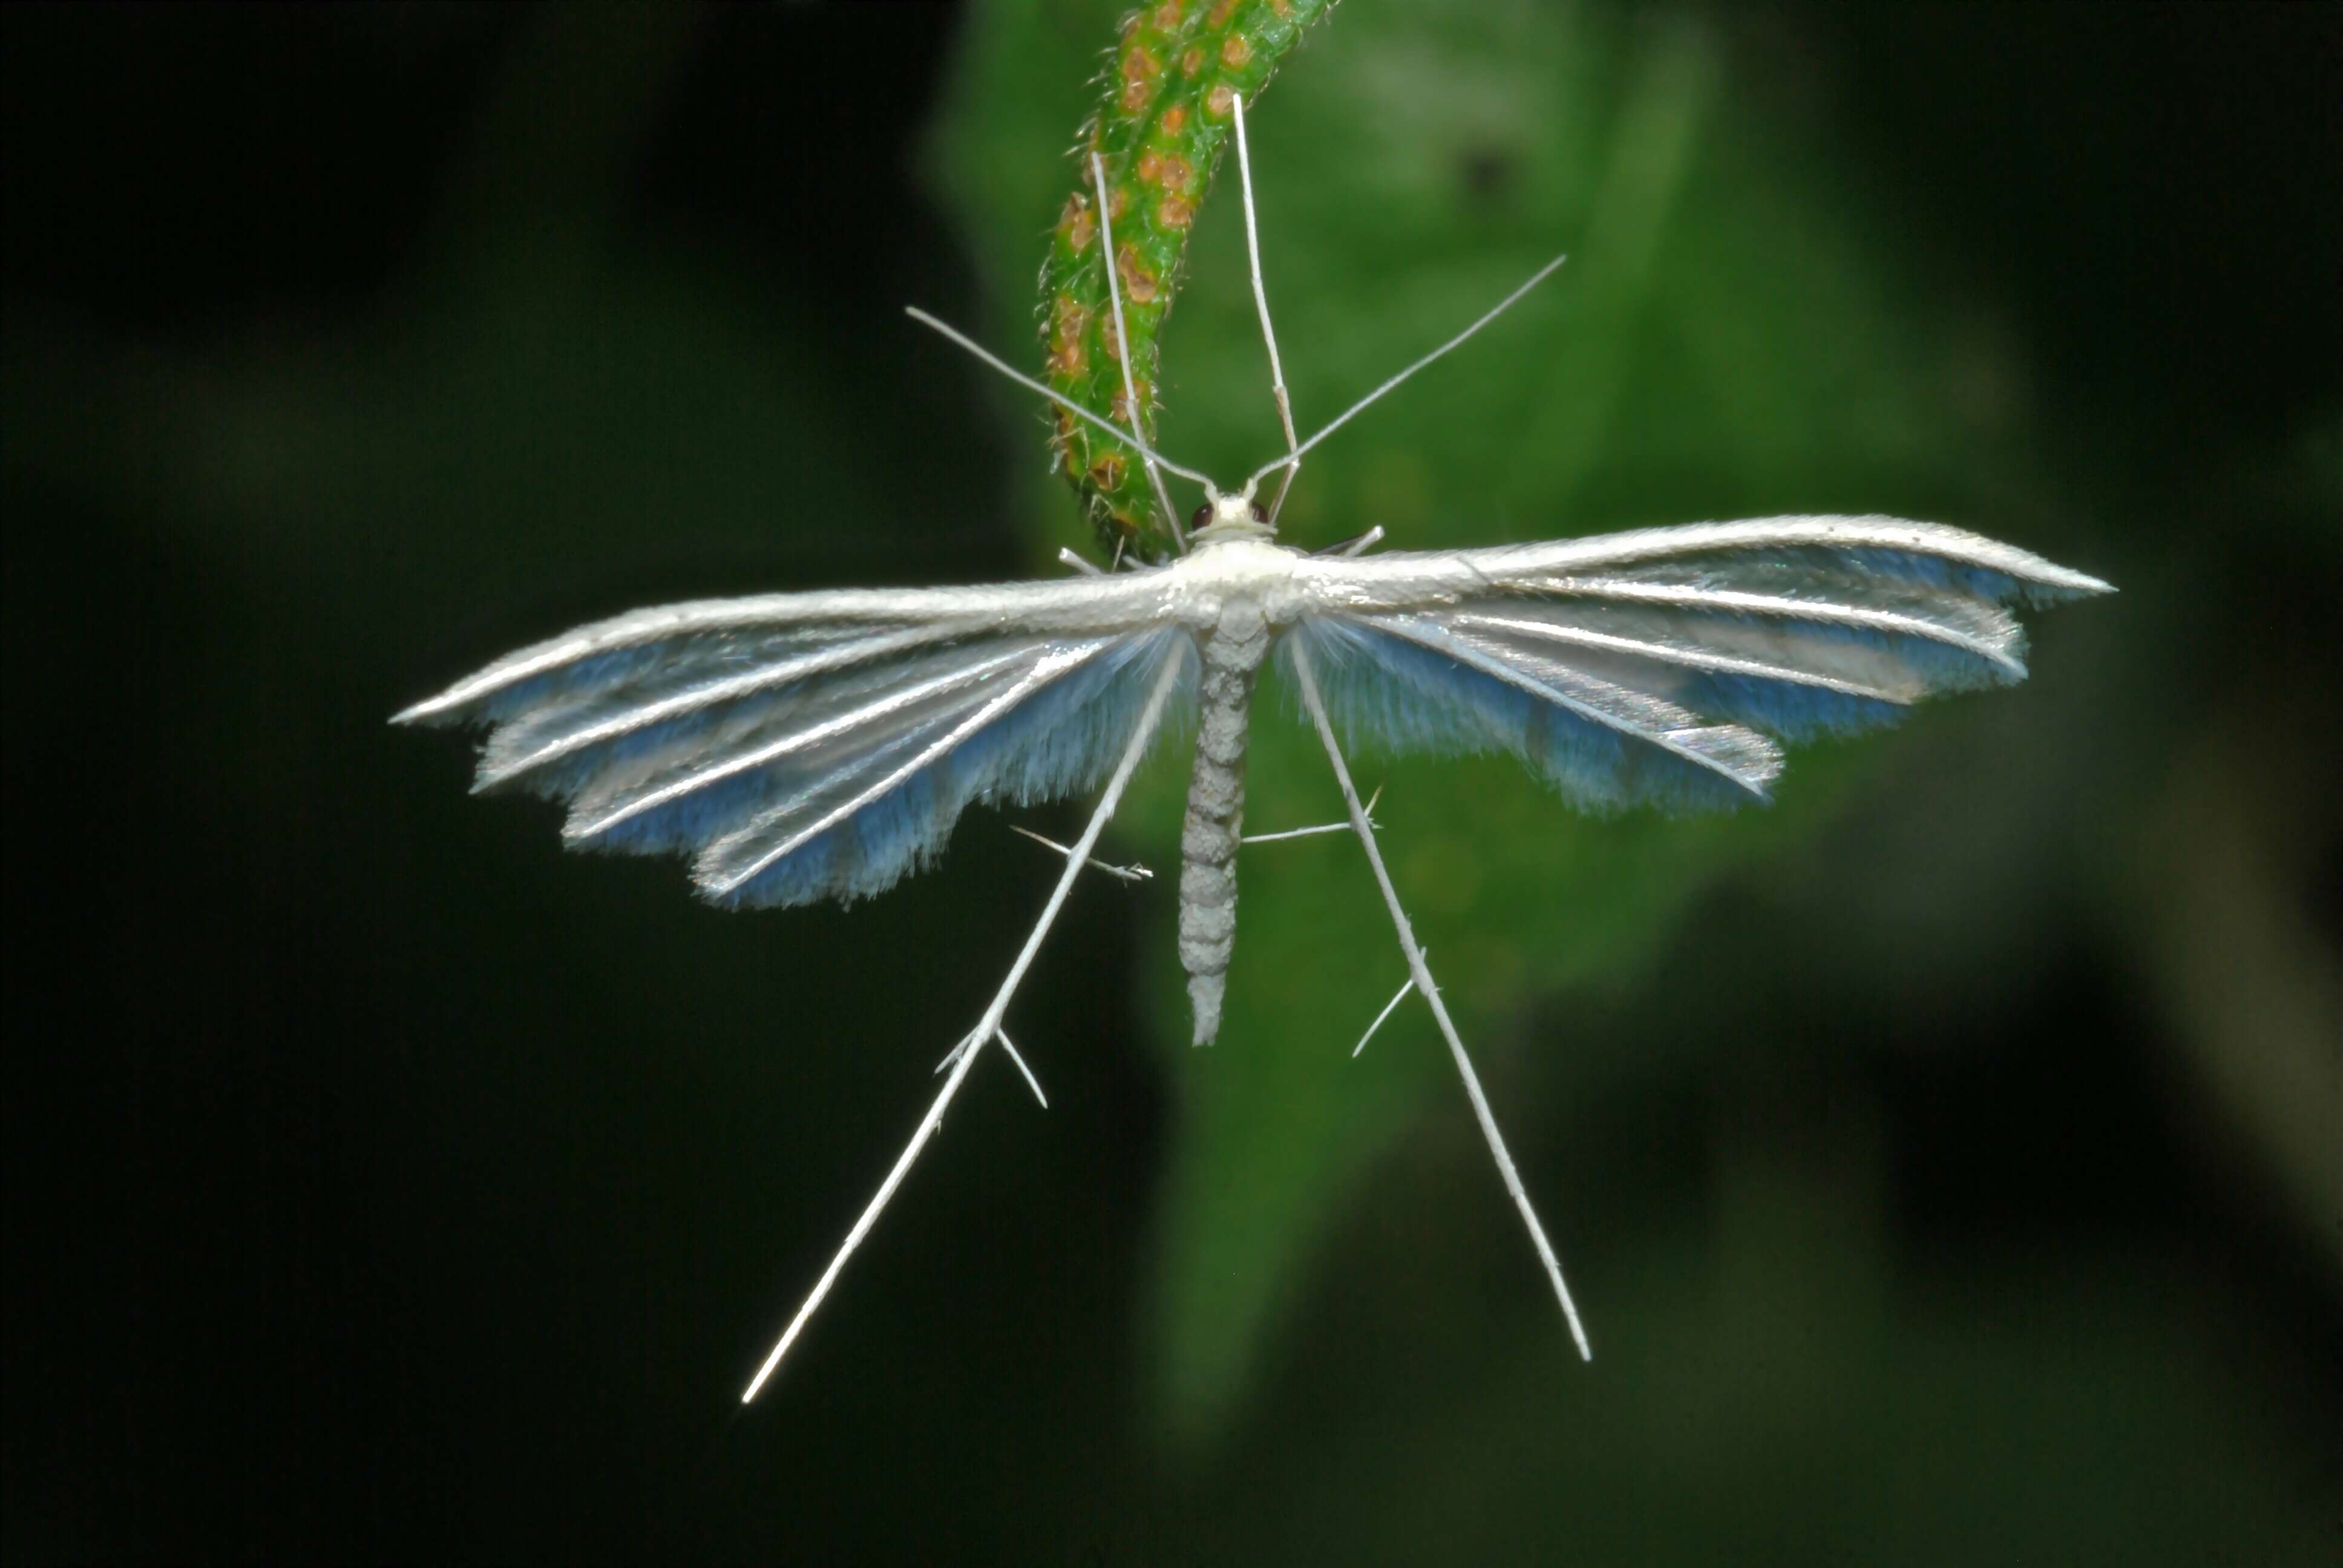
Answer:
[1089,453,1127,492]
[1205,82,1236,119]
[1181,45,1207,76]
[1135,148,1164,186]
[1106,183,1130,221]
[1058,192,1095,253]
[1152,0,1184,31]
[1159,103,1187,136]
[1116,243,1159,305]
[1047,296,1089,377]
[1220,32,1252,69]
[1161,152,1193,192]
[1051,407,1080,459]
[1207,0,1240,27]
[1158,194,1194,230]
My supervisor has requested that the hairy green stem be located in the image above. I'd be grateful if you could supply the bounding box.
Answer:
[1040,0,1334,559]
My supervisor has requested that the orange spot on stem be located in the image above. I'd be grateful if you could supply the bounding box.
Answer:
[1050,295,1092,377]
[1058,192,1095,253]
[1116,243,1159,304]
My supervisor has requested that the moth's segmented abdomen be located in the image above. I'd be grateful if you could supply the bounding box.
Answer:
[1178,601,1270,1045]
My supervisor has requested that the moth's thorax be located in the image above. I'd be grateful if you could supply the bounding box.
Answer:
[1167,533,1307,630]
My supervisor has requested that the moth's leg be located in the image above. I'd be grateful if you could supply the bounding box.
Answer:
[1242,783,1381,846]
[905,308,1215,495]
[1351,955,1420,1059]
[1315,526,1384,559]
[1052,537,1131,577]
[991,1029,1047,1109]
[1286,641,1593,1361]
[1089,152,1187,552]
[1008,822,1152,883]
[1231,94,1301,524]
[739,654,1187,1402]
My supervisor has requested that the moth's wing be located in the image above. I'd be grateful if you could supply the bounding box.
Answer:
[396,573,1193,906]
[1286,515,2112,811]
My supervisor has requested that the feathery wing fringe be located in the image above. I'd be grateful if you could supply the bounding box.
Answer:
[394,579,1192,907]
[1286,515,2112,811]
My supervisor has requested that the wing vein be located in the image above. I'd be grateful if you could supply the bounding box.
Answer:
[699,641,1118,896]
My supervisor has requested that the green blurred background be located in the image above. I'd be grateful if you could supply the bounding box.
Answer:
[5,2,2336,1561]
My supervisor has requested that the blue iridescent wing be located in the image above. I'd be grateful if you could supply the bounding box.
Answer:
[1285,515,2112,811]
[395,575,1192,907]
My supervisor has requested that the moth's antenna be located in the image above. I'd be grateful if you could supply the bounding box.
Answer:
[905,307,1216,491]
[1091,152,1190,552]
[1287,640,1593,1362]
[1231,95,1301,526]
[740,653,1188,1403]
[1247,252,1568,492]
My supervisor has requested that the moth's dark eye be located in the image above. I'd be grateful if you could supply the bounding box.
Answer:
[1248,501,1269,524]
[1190,503,1213,532]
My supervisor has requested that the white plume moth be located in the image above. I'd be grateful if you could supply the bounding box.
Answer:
[396,99,2112,1402]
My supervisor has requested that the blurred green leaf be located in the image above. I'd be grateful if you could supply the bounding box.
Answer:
[8,5,2333,1557]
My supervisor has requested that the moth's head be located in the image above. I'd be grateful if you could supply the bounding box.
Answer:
[1187,480,1273,546]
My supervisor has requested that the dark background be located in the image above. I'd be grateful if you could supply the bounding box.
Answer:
[5,4,2338,1563]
